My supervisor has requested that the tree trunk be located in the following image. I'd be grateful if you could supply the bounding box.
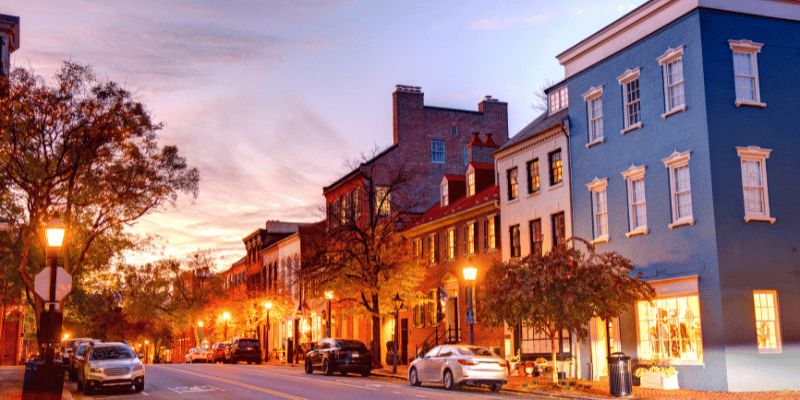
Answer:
[372,294,381,369]
[551,335,558,384]
[0,300,4,365]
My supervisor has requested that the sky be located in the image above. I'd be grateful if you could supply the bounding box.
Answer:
[7,0,647,270]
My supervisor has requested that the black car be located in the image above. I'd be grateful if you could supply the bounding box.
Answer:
[226,338,261,364]
[304,338,372,377]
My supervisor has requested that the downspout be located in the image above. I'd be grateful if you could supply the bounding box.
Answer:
[561,117,582,379]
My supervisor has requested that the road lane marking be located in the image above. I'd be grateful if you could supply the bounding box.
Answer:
[153,365,307,400]
[249,369,379,391]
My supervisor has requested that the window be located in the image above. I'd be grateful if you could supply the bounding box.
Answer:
[375,186,390,216]
[662,150,694,229]
[526,159,540,194]
[586,177,608,243]
[431,140,445,163]
[463,144,468,166]
[428,234,437,264]
[467,222,476,255]
[441,182,448,206]
[428,290,437,326]
[522,322,571,356]
[507,167,518,200]
[552,212,566,247]
[413,304,424,328]
[617,68,642,134]
[485,215,498,251]
[737,146,774,223]
[657,46,685,118]
[621,165,647,237]
[637,295,703,362]
[529,219,542,257]
[548,86,568,114]
[509,224,520,258]
[413,238,422,263]
[754,291,781,353]
[729,40,765,107]
[446,228,456,260]
[451,126,457,136]
[467,172,475,197]
[582,86,604,147]
[548,150,563,186]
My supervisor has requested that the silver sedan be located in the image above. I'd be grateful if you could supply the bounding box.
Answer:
[408,345,507,392]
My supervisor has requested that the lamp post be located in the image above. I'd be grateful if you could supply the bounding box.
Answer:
[198,321,204,347]
[324,291,333,338]
[144,340,149,365]
[222,312,231,342]
[463,266,477,346]
[43,217,65,368]
[264,302,272,362]
[391,293,403,375]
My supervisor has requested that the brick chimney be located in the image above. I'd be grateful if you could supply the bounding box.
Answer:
[393,85,424,144]
[478,95,509,145]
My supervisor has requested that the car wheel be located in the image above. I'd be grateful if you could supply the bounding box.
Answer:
[322,359,333,376]
[443,369,457,391]
[489,383,502,392]
[134,382,145,392]
[360,370,370,378]
[304,360,313,374]
[408,367,421,386]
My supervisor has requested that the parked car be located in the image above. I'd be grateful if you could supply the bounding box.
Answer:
[61,338,92,366]
[225,338,262,364]
[185,347,211,363]
[69,340,100,382]
[210,342,229,363]
[304,338,372,377]
[407,344,507,392]
[78,342,145,395]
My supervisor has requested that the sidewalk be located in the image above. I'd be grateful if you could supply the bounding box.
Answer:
[0,366,72,400]
[367,364,800,400]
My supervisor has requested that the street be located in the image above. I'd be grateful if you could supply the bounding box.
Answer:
[55,364,552,400]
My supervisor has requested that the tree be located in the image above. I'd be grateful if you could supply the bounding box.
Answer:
[0,62,199,323]
[480,238,655,383]
[305,150,426,367]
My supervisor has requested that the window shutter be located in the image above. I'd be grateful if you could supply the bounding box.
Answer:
[494,215,501,249]
[483,219,488,251]
[434,233,439,263]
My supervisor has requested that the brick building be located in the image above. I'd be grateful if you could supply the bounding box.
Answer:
[400,133,505,364]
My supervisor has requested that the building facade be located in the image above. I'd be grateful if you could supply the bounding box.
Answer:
[559,0,800,391]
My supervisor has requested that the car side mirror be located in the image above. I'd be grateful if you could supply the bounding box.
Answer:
[138,353,144,359]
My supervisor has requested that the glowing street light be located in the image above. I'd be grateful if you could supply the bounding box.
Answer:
[222,312,231,341]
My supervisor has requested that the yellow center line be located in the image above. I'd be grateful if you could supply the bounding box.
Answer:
[154,365,307,400]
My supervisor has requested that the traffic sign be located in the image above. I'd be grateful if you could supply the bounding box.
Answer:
[34,267,72,301]
[466,310,475,324]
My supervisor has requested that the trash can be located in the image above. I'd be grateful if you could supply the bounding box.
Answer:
[607,352,632,397]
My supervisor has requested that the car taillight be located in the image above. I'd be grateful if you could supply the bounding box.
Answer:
[457,359,476,366]
[335,350,347,358]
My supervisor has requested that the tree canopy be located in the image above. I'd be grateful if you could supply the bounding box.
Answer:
[0,62,199,318]
[479,238,655,383]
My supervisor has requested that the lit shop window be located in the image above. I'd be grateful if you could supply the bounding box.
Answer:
[637,295,703,362]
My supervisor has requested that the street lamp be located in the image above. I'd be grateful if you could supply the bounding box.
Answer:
[43,216,66,368]
[222,312,231,341]
[264,302,272,362]
[391,293,403,375]
[463,266,477,346]
[324,291,333,338]
[144,340,149,364]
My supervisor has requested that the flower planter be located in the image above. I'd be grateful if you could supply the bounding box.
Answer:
[524,367,534,376]
[639,371,679,390]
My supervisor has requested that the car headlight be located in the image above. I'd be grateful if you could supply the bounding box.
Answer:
[133,364,143,371]
[89,365,102,373]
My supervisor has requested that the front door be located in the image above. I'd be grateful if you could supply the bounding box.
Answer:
[590,317,620,380]
[445,298,458,342]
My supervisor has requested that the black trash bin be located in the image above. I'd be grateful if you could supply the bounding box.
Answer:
[607,352,632,397]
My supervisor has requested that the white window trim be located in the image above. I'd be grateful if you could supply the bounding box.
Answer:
[447,228,456,260]
[586,177,609,244]
[737,146,775,223]
[617,68,643,134]
[657,46,687,119]
[431,140,446,164]
[467,171,475,197]
[621,164,649,237]
[662,150,695,229]
[441,182,448,207]
[583,85,605,148]
[729,39,766,108]
[753,290,782,354]
[466,220,476,255]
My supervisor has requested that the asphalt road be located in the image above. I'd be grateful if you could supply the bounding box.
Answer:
[61,363,553,400]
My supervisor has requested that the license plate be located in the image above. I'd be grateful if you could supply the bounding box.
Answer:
[352,352,359,357]
[247,347,253,350]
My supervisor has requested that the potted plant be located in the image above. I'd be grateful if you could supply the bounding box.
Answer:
[535,357,548,377]
[524,361,535,376]
[634,357,679,390]
[507,350,521,374]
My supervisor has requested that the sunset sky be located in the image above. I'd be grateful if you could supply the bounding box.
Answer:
[7,0,647,270]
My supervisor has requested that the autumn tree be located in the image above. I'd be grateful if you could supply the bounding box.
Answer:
[305,151,426,367]
[480,238,655,383]
[0,62,199,324]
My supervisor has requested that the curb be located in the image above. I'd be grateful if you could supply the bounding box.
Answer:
[62,386,75,400]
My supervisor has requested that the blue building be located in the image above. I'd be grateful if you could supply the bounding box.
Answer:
[558,0,800,392]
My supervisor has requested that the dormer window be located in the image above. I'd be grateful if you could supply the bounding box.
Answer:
[441,182,449,206]
[548,86,568,114]
[467,172,475,197]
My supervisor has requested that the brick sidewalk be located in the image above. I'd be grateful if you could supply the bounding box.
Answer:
[370,364,800,400]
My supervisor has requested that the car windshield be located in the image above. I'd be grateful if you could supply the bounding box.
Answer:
[336,340,367,350]
[239,340,259,346]
[76,346,88,356]
[90,346,135,360]
[455,346,496,357]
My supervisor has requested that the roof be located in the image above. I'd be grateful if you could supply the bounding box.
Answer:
[410,185,499,228]
[495,108,568,153]
[323,144,398,194]
[469,162,494,170]
[443,174,465,182]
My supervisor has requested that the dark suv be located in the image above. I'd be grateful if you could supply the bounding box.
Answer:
[304,338,372,377]
[226,338,261,364]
